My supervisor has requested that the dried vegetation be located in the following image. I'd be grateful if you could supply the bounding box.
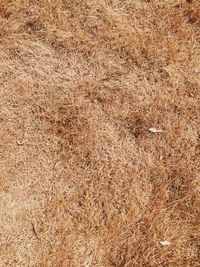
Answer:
[0,0,200,266]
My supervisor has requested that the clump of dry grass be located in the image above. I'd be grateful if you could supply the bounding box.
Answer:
[0,0,200,266]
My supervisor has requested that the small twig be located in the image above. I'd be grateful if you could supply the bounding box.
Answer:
[32,223,40,241]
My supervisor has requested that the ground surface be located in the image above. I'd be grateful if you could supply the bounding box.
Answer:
[0,0,200,266]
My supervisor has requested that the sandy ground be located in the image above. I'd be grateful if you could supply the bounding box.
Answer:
[0,0,200,266]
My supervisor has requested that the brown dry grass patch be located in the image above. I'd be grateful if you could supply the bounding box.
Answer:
[0,0,200,266]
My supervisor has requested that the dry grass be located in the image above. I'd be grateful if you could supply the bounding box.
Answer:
[0,0,200,266]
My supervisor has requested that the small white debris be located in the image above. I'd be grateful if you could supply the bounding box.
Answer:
[149,128,164,133]
[159,240,171,246]
[16,139,25,145]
